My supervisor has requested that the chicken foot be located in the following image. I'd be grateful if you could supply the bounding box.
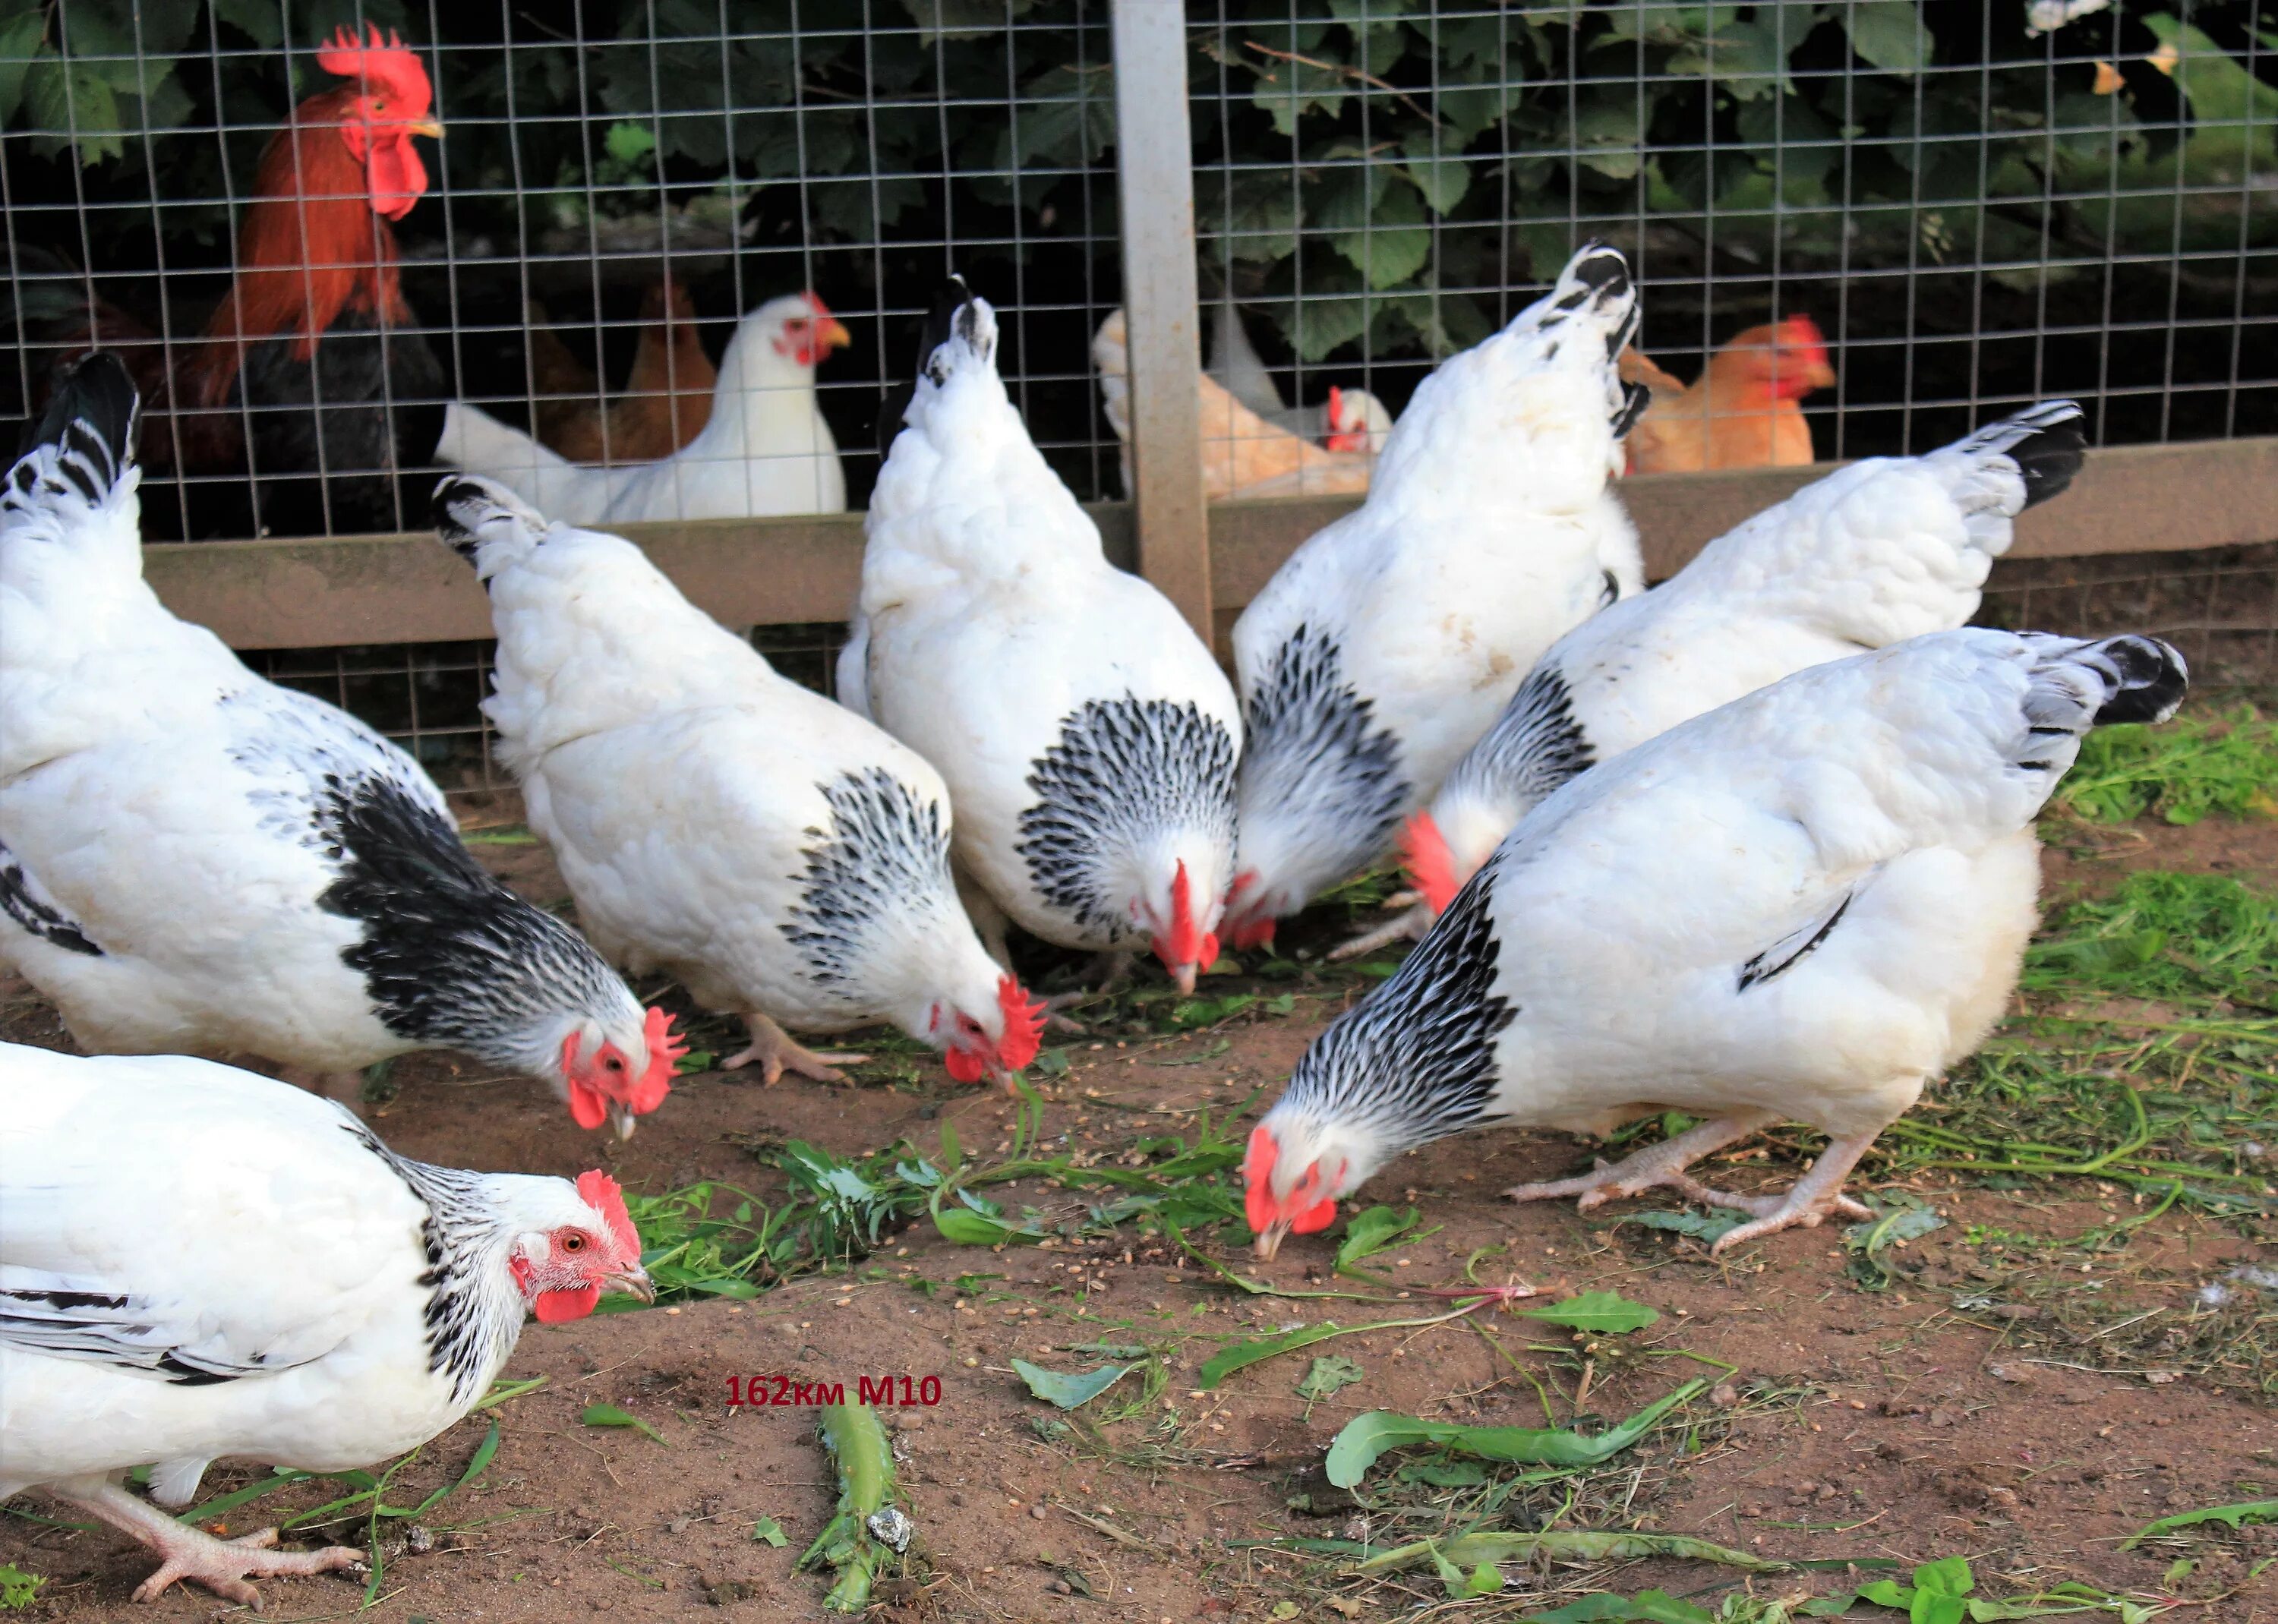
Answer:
[53,1474,365,1610]
[1674,1129,1880,1256]
[722,1014,869,1086]
[1038,950,1137,1031]
[1328,895,1432,961]
[1503,1110,1874,1255]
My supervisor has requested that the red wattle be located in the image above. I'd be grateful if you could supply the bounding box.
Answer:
[1294,1198,1338,1236]
[535,1285,601,1324]
[566,1078,608,1132]
[943,1046,986,1085]
[364,137,427,220]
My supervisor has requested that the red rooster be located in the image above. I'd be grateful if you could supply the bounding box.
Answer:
[15,26,445,537]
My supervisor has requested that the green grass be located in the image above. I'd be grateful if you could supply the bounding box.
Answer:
[1881,872,2277,1216]
[622,1093,1254,1304]
[2051,703,2278,828]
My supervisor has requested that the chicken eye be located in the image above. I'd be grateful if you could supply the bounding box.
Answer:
[561,1233,587,1253]
[604,1054,625,1073]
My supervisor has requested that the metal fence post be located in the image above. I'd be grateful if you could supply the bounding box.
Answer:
[1109,0,1212,640]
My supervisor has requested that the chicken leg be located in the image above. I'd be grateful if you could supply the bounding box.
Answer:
[1503,1110,1873,1255]
[1038,949,1137,1030]
[722,1014,868,1086]
[54,1474,364,1609]
[1329,894,1432,961]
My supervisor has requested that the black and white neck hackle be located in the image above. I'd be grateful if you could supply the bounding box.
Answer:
[1016,697,1236,938]
[785,768,955,994]
[1239,624,1407,868]
[226,689,634,1064]
[1279,868,1516,1152]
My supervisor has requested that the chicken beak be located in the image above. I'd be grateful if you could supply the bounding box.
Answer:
[819,317,853,354]
[1252,1220,1292,1262]
[1169,961,1198,996]
[610,1102,637,1142]
[412,119,445,140]
[605,1266,657,1306]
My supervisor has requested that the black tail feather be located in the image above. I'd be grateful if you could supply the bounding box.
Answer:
[2084,634,2188,726]
[11,351,137,501]
[874,275,975,459]
[1611,379,1651,440]
[2011,417,2087,511]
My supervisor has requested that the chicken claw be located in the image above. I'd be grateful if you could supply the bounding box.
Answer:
[1507,1118,1884,1258]
[133,1525,367,1610]
[722,1014,866,1085]
[58,1478,362,1612]
[1327,899,1433,962]
[1503,1110,1778,1211]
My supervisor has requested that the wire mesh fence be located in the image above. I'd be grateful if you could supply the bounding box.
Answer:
[3,0,2273,783]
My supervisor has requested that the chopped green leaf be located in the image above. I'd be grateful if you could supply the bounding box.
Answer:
[1334,1205,1420,1269]
[1011,1358,1133,1411]
[0,1563,44,1610]
[751,1515,787,1547]
[581,1402,667,1446]
[1608,1208,1748,1244]
[1517,1290,1658,1333]
[2125,1497,2278,1546]
[1327,1380,1705,1488]
[1295,1354,1364,1402]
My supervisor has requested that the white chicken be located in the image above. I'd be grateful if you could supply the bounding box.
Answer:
[1357,400,2089,954]
[0,353,680,1137]
[434,292,850,524]
[433,475,1045,1088]
[1243,629,2188,1260]
[1219,242,1649,951]
[844,281,1242,993]
[0,1042,652,1608]
[1209,294,1395,453]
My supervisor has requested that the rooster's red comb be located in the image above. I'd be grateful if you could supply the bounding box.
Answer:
[575,1170,641,1260]
[995,974,1046,1075]
[314,24,432,114]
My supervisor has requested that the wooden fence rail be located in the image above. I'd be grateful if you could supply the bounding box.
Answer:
[141,436,2278,653]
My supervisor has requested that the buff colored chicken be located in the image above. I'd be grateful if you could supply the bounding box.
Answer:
[1621,316,1835,474]
[1093,309,1376,500]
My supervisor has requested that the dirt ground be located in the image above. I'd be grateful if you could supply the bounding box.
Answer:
[4,792,2274,1624]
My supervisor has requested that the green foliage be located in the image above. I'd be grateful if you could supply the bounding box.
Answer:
[1325,1379,1705,1488]
[1295,1353,1364,1402]
[1333,1203,1423,1269]
[10,0,2270,401]
[1842,1194,1945,1291]
[2022,872,2278,1007]
[581,1402,667,1445]
[1011,1357,1133,1409]
[0,1566,41,1611]
[2125,1496,2278,1545]
[1881,872,2276,1218]
[2053,705,2278,827]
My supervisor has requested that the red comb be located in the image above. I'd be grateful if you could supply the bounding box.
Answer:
[995,974,1046,1074]
[1153,859,1218,973]
[630,1006,685,1114]
[804,292,834,320]
[575,1170,640,1259]
[1401,809,1460,917]
[314,24,431,113]
[1242,1124,1277,1232]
